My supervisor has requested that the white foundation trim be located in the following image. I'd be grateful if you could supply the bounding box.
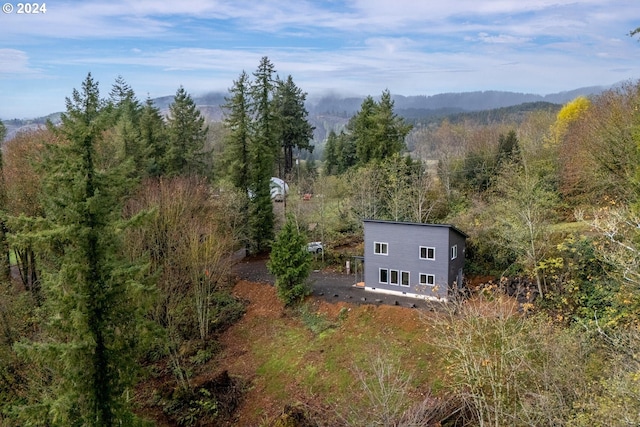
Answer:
[364,286,448,302]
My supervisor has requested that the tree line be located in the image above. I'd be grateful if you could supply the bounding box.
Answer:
[0,56,317,425]
[2,48,640,424]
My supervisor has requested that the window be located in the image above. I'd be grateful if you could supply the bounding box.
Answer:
[419,246,435,260]
[374,242,388,255]
[419,273,435,286]
[390,269,399,285]
[451,244,458,260]
[401,271,410,287]
[379,268,388,284]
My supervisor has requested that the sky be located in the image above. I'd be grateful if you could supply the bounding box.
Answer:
[1,0,639,119]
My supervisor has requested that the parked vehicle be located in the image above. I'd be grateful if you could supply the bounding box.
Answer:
[307,241,324,254]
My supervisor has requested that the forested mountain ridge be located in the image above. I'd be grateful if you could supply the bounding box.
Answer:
[1,85,609,142]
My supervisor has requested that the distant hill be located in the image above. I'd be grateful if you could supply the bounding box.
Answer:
[2,113,62,141]
[2,85,609,143]
[405,101,563,127]
[306,85,609,116]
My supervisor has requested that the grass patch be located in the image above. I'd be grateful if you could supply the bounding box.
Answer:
[297,303,338,335]
[237,295,454,424]
[550,221,590,234]
[253,326,313,398]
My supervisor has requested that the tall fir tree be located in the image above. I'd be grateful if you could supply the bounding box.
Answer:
[165,86,209,177]
[323,129,339,175]
[248,57,277,252]
[222,70,252,191]
[273,75,315,177]
[352,95,378,165]
[139,96,168,177]
[108,75,141,123]
[336,130,357,173]
[0,119,9,282]
[106,76,151,177]
[15,74,150,426]
[339,90,412,169]
[371,89,412,160]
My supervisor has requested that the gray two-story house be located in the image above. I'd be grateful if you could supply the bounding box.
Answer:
[363,219,467,301]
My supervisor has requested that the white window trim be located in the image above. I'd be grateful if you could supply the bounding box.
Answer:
[400,271,410,287]
[389,269,399,286]
[419,273,435,286]
[379,268,389,284]
[419,246,435,260]
[451,244,458,260]
[374,241,389,256]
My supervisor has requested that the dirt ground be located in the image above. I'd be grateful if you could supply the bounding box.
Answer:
[215,278,429,426]
[135,257,458,426]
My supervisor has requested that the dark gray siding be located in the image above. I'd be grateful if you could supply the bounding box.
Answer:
[363,220,466,300]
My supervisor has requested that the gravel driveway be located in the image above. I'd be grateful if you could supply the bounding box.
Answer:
[233,256,435,309]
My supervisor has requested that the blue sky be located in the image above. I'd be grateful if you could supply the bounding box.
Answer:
[1,0,638,119]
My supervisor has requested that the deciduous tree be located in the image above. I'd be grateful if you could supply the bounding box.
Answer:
[489,161,558,297]
[3,128,54,297]
[559,85,639,205]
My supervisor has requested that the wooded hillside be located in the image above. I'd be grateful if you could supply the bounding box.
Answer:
[1,60,640,425]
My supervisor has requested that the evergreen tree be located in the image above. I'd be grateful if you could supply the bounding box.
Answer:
[336,130,357,173]
[108,75,141,123]
[16,74,149,426]
[496,129,521,167]
[0,119,9,282]
[251,57,277,156]
[222,71,252,191]
[371,90,412,160]
[323,129,339,175]
[267,214,312,306]
[106,76,152,177]
[248,57,277,252]
[273,75,315,177]
[139,96,168,177]
[351,95,377,165]
[165,86,209,177]
[337,91,411,169]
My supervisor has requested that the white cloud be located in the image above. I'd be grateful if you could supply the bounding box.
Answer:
[470,32,531,44]
[2,0,639,118]
[0,49,40,75]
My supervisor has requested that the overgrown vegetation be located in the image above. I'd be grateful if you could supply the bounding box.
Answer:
[1,56,640,425]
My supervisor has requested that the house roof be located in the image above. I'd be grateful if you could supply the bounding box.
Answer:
[363,219,469,239]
